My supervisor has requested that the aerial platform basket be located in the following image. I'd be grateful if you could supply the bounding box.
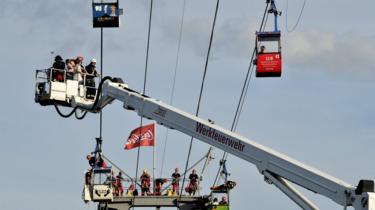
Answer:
[34,68,97,107]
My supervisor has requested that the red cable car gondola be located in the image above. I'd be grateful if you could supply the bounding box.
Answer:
[255,0,282,78]
[255,31,282,77]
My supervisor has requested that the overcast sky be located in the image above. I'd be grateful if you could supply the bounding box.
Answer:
[0,0,374,210]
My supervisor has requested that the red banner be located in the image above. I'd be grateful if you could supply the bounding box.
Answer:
[125,123,155,150]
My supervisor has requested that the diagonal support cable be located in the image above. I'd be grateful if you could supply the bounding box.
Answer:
[180,0,221,196]
[212,0,271,187]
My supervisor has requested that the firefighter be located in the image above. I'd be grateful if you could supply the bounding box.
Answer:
[171,168,181,195]
[85,58,98,87]
[140,169,151,196]
[210,180,237,192]
[52,55,65,82]
[115,172,124,197]
[154,178,167,196]
[186,169,199,196]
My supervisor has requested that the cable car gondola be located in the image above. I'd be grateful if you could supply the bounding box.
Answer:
[255,31,282,77]
[254,0,282,77]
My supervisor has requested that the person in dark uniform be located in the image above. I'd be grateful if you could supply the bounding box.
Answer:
[115,172,125,197]
[86,154,96,167]
[171,168,181,195]
[85,58,98,87]
[52,55,65,82]
[53,55,65,69]
[186,169,199,196]
[210,180,237,192]
[154,178,167,195]
[86,154,106,168]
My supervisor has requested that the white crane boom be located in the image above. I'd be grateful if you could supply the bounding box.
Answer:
[72,79,374,210]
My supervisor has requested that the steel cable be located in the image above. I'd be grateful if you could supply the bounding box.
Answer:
[160,0,187,178]
[180,0,220,197]
[134,0,154,199]
[286,0,306,32]
[212,1,271,187]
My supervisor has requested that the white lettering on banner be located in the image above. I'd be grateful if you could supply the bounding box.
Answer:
[126,130,154,145]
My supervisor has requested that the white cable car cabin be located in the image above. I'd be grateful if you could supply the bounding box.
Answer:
[83,167,114,202]
[255,31,282,77]
[34,68,97,107]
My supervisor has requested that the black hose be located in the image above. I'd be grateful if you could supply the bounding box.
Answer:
[87,76,114,112]
[54,104,78,118]
[75,109,88,120]
[53,76,115,119]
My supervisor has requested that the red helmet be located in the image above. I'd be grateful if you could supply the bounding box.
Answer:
[76,56,83,61]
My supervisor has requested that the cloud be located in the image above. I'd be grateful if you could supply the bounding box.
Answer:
[4,0,373,80]
[0,0,99,56]
[1,0,89,31]
[153,14,370,81]
[284,30,375,77]
[213,17,257,58]
[158,17,212,57]
[156,10,374,79]
[158,16,258,59]
[286,30,335,60]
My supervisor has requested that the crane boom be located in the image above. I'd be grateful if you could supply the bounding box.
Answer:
[73,79,374,210]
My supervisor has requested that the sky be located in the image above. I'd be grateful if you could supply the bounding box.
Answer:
[0,0,374,210]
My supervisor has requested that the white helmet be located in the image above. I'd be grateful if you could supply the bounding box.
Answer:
[91,58,97,63]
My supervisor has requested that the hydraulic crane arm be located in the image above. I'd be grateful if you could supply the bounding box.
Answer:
[74,80,374,210]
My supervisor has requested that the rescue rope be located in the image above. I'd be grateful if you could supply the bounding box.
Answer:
[212,0,271,187]
[180,0,220,196]
[160,0,187,178]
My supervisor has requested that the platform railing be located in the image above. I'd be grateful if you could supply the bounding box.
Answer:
[35,68,99,103]
[98,177,201,198]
